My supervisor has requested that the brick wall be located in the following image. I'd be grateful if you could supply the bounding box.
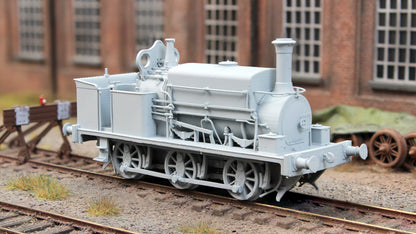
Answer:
[0,0,415,115]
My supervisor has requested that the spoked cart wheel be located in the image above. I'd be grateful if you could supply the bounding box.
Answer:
[368,128,407,168]
[404,131,416,170]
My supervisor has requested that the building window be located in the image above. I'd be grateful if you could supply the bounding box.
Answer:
[204,0,238,64]
[17,0,44,61]
[283,0,322,78]
[134,0,164,52]
[73,0,101,65]
[374,0,416,83]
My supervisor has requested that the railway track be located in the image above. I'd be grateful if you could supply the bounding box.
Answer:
[0,200,137,234]
[1,148,416,233]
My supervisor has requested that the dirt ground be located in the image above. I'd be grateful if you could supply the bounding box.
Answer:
[0,124,416,233]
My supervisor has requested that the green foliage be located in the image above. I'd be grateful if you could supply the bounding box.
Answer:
[87,197,119,216]
[178,221,221,234]
[312,105,416,136]
[7,174,69,200]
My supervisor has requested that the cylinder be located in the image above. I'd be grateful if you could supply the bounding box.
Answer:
[272,38,296,94]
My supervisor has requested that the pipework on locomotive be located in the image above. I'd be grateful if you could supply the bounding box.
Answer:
[63,38,367,201]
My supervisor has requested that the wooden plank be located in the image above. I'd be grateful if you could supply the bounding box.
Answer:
[2,101,77,127]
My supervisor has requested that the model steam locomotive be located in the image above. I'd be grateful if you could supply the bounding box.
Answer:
[63,38,367,201]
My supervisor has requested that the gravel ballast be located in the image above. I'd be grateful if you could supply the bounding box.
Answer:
[0,125,415,233]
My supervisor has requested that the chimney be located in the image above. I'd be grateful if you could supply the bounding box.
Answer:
[272,38,296,94]
[164,38,178,68]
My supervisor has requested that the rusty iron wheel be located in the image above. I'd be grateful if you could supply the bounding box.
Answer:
[368,128,407,168]
[404,131,416,170]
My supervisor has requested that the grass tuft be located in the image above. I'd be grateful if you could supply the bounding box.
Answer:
[87,197,119,216]
[7,174,69,200]
[178,221,221,234]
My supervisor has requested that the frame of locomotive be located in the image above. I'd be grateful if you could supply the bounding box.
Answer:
[64,38,367,201]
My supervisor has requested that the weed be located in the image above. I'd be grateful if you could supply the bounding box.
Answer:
[87,197,119,216]
[178,220,221,234]
[7,174,69,200]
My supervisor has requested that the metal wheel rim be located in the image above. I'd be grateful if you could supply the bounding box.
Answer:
[404,131,416,170]
[112,142,144,179]
[164,151,198,189]
[223,160,260,201]
[368,128,407,168]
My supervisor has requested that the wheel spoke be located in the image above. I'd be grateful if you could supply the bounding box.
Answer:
[374,141,382,148]
[245,168,254,176]
[386,135,392,144]
[227,173,236,177]
[386,153,393,163]
[230,163,237,173]
[184,171,192,178]
[184,159,192,166]
[380,153,386,162]
[245,182,253,191]
[379,136,386,143]
[246,177,256,182]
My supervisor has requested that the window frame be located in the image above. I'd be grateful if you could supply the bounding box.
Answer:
[282,0,323,84]
[369,0,416,92]
[71,0,102,66]
[11,0,47,63]
[202,0,252,66]
[134,0,165,52]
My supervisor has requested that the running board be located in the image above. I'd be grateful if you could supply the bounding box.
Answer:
[123,166,241,193]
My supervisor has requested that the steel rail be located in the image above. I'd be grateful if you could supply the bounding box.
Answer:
[0,200,138,234]
[286,191,416,223]
[0,227,23,234]
[0,150,414,233]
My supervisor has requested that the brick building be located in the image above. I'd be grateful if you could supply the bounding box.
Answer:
[0,0,415,114]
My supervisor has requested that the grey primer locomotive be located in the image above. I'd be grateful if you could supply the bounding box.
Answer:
[64,38,367,201]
